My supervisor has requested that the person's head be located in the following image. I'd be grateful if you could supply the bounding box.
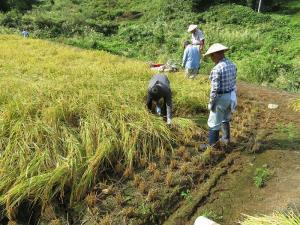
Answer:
[210,51,225,64]
[183,40,190,49]
[150,84,162,101]
[204,43,228,64]
[188,24,198,33]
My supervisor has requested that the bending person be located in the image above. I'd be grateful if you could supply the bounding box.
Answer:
[147,74,172,125]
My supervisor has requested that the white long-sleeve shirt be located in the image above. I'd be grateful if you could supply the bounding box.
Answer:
[191,28,205,45]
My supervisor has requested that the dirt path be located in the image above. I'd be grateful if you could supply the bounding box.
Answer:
[166,82,300,225]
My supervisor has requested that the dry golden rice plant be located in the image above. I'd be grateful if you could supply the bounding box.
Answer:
[133,175,143,187]
[85,192,98,207]
[147,189,159,202]
[98,214,113,225]
[49,220,61,225]
[241,211,300,225]
[290,99,300,112]
[7,221,18,225]
[0,35,209,211]
[169,159,178,169]
[165,172,174,187]
[138,180,147,194]
[148,163,157,173]
[153,169,161,182]
[115,192,124,205]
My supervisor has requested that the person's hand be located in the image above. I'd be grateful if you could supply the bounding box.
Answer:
[208,102,216,112]
[167,118,172,125]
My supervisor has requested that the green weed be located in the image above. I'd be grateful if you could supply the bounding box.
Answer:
[201,209,223,223]
[180,190,192,202]
[253,165,270,188]
[276,123,298,141]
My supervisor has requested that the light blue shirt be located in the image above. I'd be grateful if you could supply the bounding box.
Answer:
[182,45,200,70]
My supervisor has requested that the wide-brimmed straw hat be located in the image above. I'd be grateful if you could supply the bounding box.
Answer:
[204,43,229,56]
[188,24,198,32]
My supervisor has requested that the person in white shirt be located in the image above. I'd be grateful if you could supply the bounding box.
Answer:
[188,24,205,51]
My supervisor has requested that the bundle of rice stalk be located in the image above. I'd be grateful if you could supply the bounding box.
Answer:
[290,99,300,112]
[241,211,300,225]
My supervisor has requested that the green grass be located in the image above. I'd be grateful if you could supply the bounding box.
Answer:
[276,123,298,141]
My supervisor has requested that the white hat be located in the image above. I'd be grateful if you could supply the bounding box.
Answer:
[194,216,220,225]
[188,24,198,32]
[204,43,229,56]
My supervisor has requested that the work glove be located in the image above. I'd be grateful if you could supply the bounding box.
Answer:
[208,102,216,112]
[167,118,172,125]
[155,106,161,116]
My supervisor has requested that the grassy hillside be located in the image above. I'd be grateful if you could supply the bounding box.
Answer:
[0,0,299,92]
[0,35,212,222]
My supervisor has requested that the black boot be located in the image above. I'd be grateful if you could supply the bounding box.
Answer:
[208,129,220,146]
[199,129,220,150]
[221,122,230,144]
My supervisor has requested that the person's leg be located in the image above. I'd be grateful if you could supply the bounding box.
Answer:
[207,110,222,146]
[207,94,231,146]
[186,69,197,79]
[185,69,190,78]
[221,106,232,144]
[160,99,167,118]
[200,110,221,149]
[221,122,230,143]
[190,69,199,79]
[208,129,220,145]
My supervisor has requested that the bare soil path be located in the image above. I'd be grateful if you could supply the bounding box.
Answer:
[165,82,300,225]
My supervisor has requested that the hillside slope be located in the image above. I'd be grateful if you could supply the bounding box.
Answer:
[0,0,299,91]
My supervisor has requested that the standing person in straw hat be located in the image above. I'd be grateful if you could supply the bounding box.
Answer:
[202,43,237,148]
[188,24,205,52]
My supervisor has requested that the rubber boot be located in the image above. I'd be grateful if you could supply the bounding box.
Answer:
[199,129,220,150]
[208,129,220,146]
[221,122,230,144]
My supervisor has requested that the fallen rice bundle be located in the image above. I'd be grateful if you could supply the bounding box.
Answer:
[291,99,300,112]
[241,211,300,225]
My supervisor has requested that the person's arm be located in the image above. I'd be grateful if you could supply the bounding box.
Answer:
[182,48,188,68]
[200,39,205,51]
[165,90,172,124]
[146,91,153,111]
[209,69,220,111]
[191,39,201,45]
